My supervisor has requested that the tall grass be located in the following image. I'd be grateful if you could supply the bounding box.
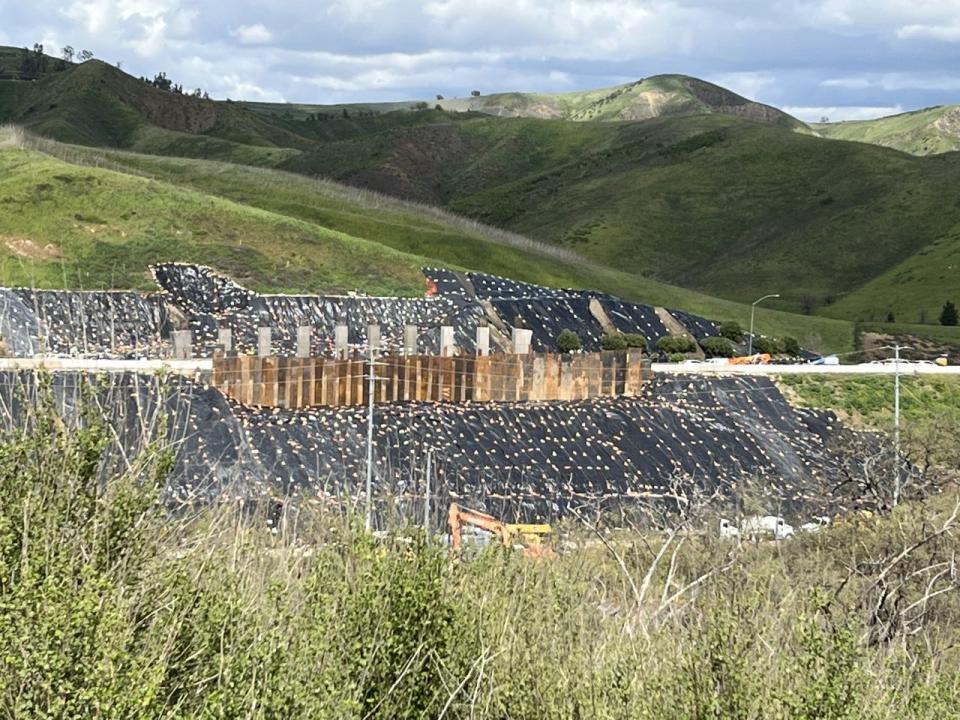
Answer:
[1,376,959,718]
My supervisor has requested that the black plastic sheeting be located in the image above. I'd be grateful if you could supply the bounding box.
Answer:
[490,297,608,352]
[0,289,172,356]
[669,309,720,341]
[0,370,872,525]
[600,300,669,347]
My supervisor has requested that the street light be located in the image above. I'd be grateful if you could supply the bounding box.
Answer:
[748,293,780,356]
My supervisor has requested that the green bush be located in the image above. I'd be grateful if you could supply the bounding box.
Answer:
[718,320,744,342]
[752,336,784,354]
[781,336,801,356]
[622,332,648,349]
[699,336,735,358]
[668,352,686,363]
[657,335,697,354]
[600,333,628,351]
[556,329,581,353]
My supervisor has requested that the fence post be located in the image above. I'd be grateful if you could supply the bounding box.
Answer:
[296,326,312,358]
[440,326,455,357]
[404,324,418,355]
[257,327,272,357]
[217,327,233,353]
[334,324,349,358]
[172,330,193,360]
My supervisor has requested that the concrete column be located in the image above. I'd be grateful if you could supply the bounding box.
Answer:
[296,326,312,358]
[403,324,419,355]
[217,327,233,353]
[367,324,382,354]
[512,327,533,355]
[172,330,193,360]
[334,324,349,358]
[257,327,272,357]
[475,326,490,356]
[440,325,455,356]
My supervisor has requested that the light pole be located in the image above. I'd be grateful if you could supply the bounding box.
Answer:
[748,293,780,356]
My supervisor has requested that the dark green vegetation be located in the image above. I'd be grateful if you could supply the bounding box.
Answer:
[3,383,959,718]
[3,48,960,345]
[814,106,960,156]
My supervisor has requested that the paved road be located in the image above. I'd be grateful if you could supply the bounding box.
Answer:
[653,362,960,376]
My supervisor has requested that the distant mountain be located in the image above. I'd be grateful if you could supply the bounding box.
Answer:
[813,105,960,156]
[243,74,804,129]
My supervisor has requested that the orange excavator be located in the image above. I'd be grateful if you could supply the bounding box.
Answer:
[729,353,772,365]
[448,503,554,558]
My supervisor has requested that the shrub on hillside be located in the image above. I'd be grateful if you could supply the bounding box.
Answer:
[718,321,744,343]
[699,336,735,358]
[600,333,628,351]
[657,336,697,354]
[556,329,581,353]
[622,332,648,349]
[781,336,801,356]
[667,352,686,363]
[940,301,958,327]
[752,336,784,355]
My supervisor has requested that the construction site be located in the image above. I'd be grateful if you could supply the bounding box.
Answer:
[0,264,891,530]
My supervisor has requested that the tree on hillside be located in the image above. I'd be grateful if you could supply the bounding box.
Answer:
[556,329,581,353]
[436,94,444,100]
[471,89,480,97]
[886,311,895,323]
[78,49,94,62]
[940,301,958,327]
[61,46,74,63]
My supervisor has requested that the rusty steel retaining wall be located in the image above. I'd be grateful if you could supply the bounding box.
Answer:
[212,351,652,408]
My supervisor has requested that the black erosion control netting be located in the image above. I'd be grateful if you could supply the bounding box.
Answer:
[0,370,880,526]
[0,264,723,357]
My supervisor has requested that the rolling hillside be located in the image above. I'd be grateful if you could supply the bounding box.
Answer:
[2,47,960,335]
[814,106,960,156]
[244,74,802,127]
[0,127,855,351]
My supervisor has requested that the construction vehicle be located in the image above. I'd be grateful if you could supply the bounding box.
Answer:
[448,503,553,557]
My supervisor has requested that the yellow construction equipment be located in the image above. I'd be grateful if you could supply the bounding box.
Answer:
[730,353,772,365]
[447,503,553,557]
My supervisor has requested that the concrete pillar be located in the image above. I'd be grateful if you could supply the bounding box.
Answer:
[475,326,490,356]
[512,327,533,355]
[217,327,233,353]
[172,330,193,360]
[296,326,312,358]
[403,324,419,355]
[440,325,455,356]
[367,324,382,354]
[257,327,272,357]
[334,324,349,358]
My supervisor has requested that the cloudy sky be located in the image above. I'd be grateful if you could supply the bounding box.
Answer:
[2,0,960,121]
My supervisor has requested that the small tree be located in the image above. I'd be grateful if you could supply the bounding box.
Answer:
[752,336,783,355]
[940,301,958,327]
[556,329,581,353]
[436,94,444,100]
[885,311,896,323]
[600,333,628,351]
[78,49,94,62]
[622,333,647,349]
[656,336,696,354]
[61,46,74,63]
[699,337,734,358]
[471,90,481,97]
[718,321,744,343]
[781,336,801,356]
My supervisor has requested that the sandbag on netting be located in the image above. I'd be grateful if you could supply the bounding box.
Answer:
[669,308,720,340]
[152,263,256,315]
[599,300,670,344]
[490,297,608,351]
[1,289,171,356]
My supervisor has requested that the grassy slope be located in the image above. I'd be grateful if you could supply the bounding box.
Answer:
[2,129,855,351]
[0,138,431,295]
[2,53,959,331]
[283,112,960,322]
[781,374,960,430]
[813,106,960,156]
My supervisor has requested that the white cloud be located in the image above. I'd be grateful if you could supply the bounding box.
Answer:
[783,105,904,122]
[231,23,273,45]
[898,22,960,42]
[822,73,960,91]
[708,71,776,100]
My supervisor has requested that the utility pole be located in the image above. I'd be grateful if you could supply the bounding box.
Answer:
[424,451,432,533]
[884,343,911,507]
[365,343,375,531]
[748,293,780,356]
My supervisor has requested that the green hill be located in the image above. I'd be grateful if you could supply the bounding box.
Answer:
[813,106,960,156]
[3,47,960,338]
[0,127,855,351]
[243,74,802,128]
